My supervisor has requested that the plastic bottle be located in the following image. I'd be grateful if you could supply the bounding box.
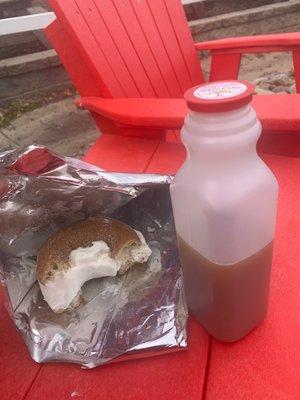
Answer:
[170,80,278,342]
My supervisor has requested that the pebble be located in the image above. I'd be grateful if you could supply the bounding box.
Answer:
[254,71,295,94]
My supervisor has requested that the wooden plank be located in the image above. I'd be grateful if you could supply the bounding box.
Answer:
[45,20,102,97]
[182,0,210,4]
[205,154,300,400]
[49,0,125,97]
[92,0,156,98]
[0,12,56,36]
[46,19,126,135]
[252,94,300,132]
[146,141,186,174]
[110,0,170,98]
[130,0,182,98]
[83,134,160,172]
[147,0,193,94]
[49,0,203,99]
[164,0,205,85]
[182,0,204,4]
[209,53,241,81]
[258,132,300,158]
[197,32,300,52]
[166,129,180,143]
[0,288,42,400]
[292,50,300,93]
[75,0,141,97]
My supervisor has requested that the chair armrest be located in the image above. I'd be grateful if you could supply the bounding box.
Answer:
[75,97,187,129]
[196,32,300,92]
[195,32,300,53]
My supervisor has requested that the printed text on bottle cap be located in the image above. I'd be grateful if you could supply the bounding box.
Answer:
[194,82,247,100]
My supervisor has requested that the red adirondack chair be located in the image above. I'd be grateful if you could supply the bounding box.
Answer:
[0,2,299,400]
[43,0,300,159]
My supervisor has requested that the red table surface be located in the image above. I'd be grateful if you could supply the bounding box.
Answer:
[0,136,299,400]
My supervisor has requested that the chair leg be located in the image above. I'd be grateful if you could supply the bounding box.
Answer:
[209,53,241,81]
[292,50,300,93]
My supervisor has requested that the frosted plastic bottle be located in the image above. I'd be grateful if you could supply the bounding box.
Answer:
[170,81,278,342]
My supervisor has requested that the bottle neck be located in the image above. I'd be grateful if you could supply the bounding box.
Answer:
[181,105,261,166]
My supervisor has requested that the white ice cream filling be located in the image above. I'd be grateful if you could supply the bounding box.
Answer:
[39,230,152,312]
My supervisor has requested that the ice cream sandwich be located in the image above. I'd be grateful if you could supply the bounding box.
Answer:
[37,217,152,313]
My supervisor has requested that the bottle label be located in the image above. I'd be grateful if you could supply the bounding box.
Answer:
[193,82,247,100]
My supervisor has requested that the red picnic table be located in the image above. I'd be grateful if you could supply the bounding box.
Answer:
[1,135,299,400]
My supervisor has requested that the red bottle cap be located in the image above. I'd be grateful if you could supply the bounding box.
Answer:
[184,80,254,113]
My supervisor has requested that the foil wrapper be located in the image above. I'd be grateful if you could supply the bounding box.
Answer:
[0,145,187,368]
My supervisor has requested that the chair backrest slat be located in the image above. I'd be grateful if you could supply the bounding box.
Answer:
[146,0,195,93]
[93,0,158,97]
[50,0,126,97]
[46,19,102,97]
[108,0,171,98]
[77,0,143,97]
[130,0,183,97]
[49,0,205,99]
[164,0,205,85]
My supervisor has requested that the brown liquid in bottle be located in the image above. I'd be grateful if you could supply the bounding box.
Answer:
[177,236,273,342]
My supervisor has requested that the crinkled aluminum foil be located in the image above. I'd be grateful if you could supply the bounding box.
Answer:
[0,145,187,368]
